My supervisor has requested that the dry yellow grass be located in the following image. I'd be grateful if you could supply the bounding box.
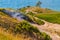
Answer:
[0,27,33,40]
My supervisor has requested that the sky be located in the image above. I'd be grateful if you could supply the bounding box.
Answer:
[0,0,60,11]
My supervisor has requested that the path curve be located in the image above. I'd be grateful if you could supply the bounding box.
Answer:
[32,17,60,40]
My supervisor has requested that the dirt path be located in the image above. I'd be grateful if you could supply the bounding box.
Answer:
[32,18,60,40]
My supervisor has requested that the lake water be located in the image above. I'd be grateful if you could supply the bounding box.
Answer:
[0,0,60,11]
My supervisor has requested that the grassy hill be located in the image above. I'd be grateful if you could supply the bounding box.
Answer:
[0,8,51,40]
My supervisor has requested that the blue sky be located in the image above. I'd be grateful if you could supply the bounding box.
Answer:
[0,0,60,11]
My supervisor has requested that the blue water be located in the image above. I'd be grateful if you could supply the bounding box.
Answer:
[0,0,60,11]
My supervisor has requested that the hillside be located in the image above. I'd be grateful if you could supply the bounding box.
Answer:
[0,8,51,40]
[18,7,60,40]
[0,6,60,40]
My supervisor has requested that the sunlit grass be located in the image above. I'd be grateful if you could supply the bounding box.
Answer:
[35,13,60,24]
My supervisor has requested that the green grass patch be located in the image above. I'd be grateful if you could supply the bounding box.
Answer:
[35,13,60,24]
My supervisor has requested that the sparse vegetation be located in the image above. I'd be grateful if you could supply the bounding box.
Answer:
[14,20,51,40]
[24,13,44,25]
